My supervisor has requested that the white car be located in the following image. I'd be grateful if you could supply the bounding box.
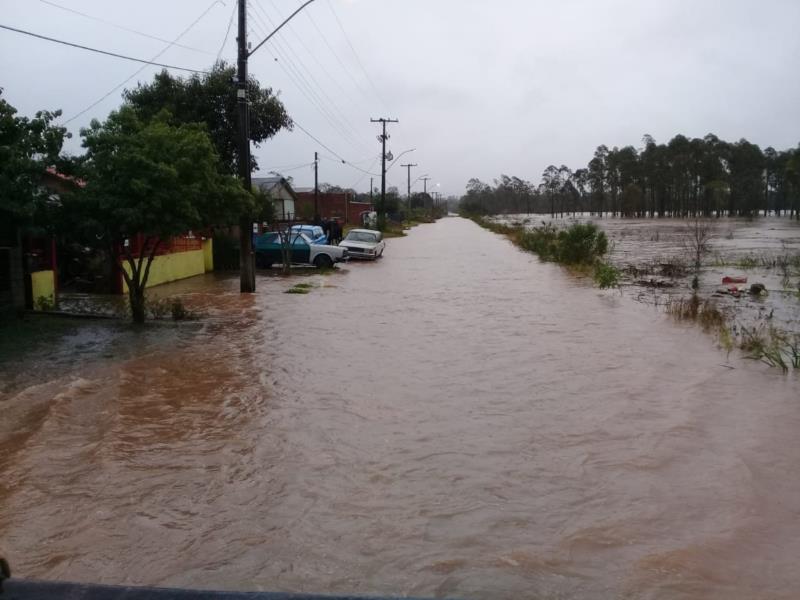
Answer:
[339,229,385,260]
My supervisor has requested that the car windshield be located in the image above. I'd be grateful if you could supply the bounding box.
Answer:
[345,231,377,243]
[291,227,315,235]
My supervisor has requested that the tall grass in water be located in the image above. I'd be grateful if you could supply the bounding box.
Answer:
[665,296,726,332]
[518,222,609,265]
[739,326,800,372]
[473,218,613,288]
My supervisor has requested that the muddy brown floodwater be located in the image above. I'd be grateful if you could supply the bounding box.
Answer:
[2,217,800,599]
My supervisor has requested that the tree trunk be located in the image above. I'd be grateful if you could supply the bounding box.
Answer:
[129,284,146,324]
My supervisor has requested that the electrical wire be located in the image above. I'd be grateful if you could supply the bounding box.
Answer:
[216,2,237,62]
[268,162,315,173]
[292,119,379,176]
[247,17,369,156]
[263,161,315,171]
[249,2,369,153]
[324,0,391,114]
[37,0,213,55]
[247,17,356,149]
[349,156,379,190]
[304,9,371,103]
[60,0,223,125]
[262,0,368,116]
[0,24,209,73]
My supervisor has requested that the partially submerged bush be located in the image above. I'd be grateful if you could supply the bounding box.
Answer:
[594,262,621,289]
[517,222,608,265]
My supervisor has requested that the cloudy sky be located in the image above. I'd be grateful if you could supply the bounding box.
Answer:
[2,0,799,197]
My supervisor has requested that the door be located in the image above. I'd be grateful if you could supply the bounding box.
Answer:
[290,234,311,264]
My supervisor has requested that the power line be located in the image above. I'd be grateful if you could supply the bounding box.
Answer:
[37,0,213,55]
[292,120,379,176]
[247,16,362,152]
[0,24,209,73]
[247,19,369,157]
[349,157,379,190]
[264,0,370,115]
[216,2,237,62]
[61,0,222,125]
[249,2,370,154]
[304,9,371,104]
[267,162,315,173]
[324,0,391,114]
[263,161,315,171]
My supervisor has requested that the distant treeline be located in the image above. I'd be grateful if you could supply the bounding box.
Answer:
[460,134,800,219]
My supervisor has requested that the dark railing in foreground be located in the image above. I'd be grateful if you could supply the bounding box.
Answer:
[1,579,444,600]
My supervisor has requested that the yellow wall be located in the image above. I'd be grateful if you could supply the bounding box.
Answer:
[31,270,55,310]
[202,238,214,272]
[122,249,206,293]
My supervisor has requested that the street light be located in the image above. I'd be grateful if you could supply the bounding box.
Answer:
[386,148,416,172]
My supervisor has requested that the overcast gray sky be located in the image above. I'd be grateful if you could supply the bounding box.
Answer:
[2,0,799,197]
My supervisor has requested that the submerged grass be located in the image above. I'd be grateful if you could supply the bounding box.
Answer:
[473,217,612,285]
[285,283,312,294]
[476,216,798,371]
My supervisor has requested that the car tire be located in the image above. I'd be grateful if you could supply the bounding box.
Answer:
[314,254,334,269]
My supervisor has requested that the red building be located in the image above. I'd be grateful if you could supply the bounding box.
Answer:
[294,191,373,226]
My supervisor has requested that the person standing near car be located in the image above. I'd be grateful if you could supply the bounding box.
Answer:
[331,218,343,245]
[322,218,331,243]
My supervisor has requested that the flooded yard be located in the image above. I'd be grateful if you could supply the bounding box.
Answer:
[497,214,800,337]
[2,217,800,599]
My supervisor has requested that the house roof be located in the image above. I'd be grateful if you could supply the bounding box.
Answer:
[252,176,298,200]
[44,166,86,188]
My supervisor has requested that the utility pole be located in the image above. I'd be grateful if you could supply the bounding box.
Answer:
[401,163,417,207]
[235,0,316,293]
[314,151,319,223]
[236,0,254,293]
[370,177,373,201]
[421,176,431,196]
[370,117,398,220]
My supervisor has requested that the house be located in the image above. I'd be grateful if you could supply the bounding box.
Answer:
[0,167,78,313]
[252,176,297,221]
[294,190,373,225]
[0,220,24,313]
[115,233,213,294]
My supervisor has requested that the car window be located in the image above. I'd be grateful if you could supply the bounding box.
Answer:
[262,233,279,244]
[291,234,310,247]
[346,232,377,243]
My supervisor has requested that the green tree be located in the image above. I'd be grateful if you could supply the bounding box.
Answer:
[122,63,292,174]
[68,107,253,323]
[0,89,69,226]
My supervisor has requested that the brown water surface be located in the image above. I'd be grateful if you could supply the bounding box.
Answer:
[1,217,799,599]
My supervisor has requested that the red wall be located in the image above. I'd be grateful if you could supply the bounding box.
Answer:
[295,192,373,225]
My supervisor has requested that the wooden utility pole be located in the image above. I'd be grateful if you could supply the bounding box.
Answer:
[236,0,317,292]
[236,0,255,293]
[401,163,417,205]
[370,117,398,218]
[314,151,319,222]
[421,176,431,195]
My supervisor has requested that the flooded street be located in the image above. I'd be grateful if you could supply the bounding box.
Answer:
[2,217,800,599]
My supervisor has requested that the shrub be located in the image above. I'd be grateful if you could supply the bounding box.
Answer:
[594,262,620,289]
[556,223,608,264]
